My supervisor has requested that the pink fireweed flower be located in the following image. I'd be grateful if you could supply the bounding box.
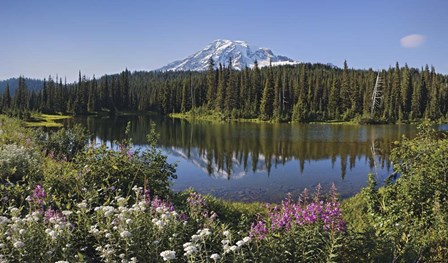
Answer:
[33,185,46,204]
[250,220,268,240]
[250,185,346,239]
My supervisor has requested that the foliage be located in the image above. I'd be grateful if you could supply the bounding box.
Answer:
[34,124,89,161]
[362,123,448,261]
[2,63,448,123]
[1,115,448,261]
[0,144,41,183]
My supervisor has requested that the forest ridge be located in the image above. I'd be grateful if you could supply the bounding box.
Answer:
[1,61,447,122]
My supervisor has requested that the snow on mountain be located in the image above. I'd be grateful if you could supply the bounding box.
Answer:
[158,39,299,72]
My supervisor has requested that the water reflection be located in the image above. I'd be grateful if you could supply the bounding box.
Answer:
[65,115,420,202]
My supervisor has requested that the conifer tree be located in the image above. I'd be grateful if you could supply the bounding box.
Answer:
[215,64,226,112]
[259,71,274,120]
[328,76,340,119]
[13,76,29,111]
[206,57,216,109]
[340,60,351,112]
[2,83,11,109]
[400,64,412,119]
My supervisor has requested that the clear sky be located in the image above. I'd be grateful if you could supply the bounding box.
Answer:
[1,0,447,82]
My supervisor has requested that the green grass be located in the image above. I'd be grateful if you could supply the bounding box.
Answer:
[25,113,71,127]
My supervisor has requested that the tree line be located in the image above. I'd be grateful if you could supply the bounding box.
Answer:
[1,61,447,122]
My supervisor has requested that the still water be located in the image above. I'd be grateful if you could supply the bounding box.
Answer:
[66,115,434,202]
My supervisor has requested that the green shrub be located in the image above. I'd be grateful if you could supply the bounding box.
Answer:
[34,124,90,161]
[0,144,41,183]
[363,123,448,261]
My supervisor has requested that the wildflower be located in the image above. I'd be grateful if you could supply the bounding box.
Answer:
[126,219,133,224]
[62,210,72,217]
[45,208,65,223]
[77,201,88,209]
[0,216,10,225]
[210,253,220,261]
[229,245,238,252]
[10,207,20,216]
[120,230,132,238]
[191,234,201,242]
[249,220,268,240]
[199,228,211,236]
[19,229,25,235]
[223,230,230,237]
[243,236,251,243]
[223,244,230,253]
[160,250,176,261]
[13,241,25,248]
[236,240,245,247]
[48,230,59,240]
[33,184,46,204]
[183,244,198,256]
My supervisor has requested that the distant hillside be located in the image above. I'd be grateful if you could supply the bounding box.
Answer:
[0,78,44,95]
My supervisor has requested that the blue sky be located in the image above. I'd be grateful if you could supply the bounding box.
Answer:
[1,0,447,82]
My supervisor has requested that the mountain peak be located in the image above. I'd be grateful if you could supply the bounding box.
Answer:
[158,39,298,72]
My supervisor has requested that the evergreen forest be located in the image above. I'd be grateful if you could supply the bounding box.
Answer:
[1,61,447,122]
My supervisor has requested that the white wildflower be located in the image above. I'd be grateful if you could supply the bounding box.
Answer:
[13,241,25,248]
[19,229,25,235]
[120,230,132,238]
[77,201,87,209]
[160,250,176,261]
[199,228,211,236]
[223,244,230,253]
[243,236,251,243]
[236,240,245,247]
[223,230,230,237]
[230,245,238,252]
[48,230,58,240]
[210,253,220,261]
[126,219,133,224]
[62,210,73,217]
[221,239,230,245]
[183,244,198,256]
[191,234,201,242]
[183,242,192,248]
[10,207,20,215]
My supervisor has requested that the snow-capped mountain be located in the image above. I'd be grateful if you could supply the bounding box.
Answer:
[158,39,299,72]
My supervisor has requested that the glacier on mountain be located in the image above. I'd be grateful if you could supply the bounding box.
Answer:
[158,39,298,71]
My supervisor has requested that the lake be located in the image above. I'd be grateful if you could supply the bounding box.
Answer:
[65,115,443,203]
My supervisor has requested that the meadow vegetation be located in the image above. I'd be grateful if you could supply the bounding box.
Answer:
[0,115,447,262]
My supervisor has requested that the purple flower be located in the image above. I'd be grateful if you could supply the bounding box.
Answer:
[250,220,268,240]
[44,207,65,223]
[248,185,346,240]
[32,185,46,204]
[150,197,174,212]
[187,192,207,208]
